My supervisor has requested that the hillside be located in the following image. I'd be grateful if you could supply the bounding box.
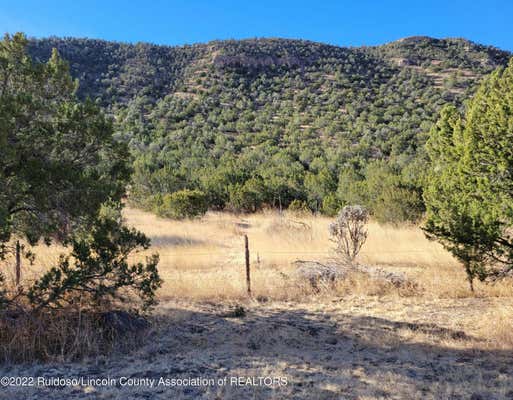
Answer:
[27,36,512,221]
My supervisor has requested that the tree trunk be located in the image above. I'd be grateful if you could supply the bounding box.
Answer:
[468,276,474,292]
[464,261,474,292]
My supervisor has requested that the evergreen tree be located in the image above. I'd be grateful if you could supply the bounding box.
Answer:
[424,59,513,289]
[0,33,130,252]
[0,33,161,310]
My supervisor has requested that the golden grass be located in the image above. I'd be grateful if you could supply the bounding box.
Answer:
[2,207,513,369]
[117,208,510,301]
[4,207,512,302]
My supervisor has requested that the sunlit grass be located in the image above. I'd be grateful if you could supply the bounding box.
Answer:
[4,207,511,301]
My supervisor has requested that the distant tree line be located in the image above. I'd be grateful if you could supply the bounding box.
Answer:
[26,36,511,222]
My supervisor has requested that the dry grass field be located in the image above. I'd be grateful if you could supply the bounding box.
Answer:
[122,207,511,301]
[2,207,513,399]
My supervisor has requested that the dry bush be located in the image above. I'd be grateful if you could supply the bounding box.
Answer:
[339,271,421,297]
[0,270,152,363]
[293,207,419,296]
[329,205,369,263]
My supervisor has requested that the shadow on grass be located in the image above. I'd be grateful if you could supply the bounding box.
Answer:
[2,303,512,399]
[138,304,513,399]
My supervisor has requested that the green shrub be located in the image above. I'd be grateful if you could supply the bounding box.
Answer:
[157,189,208,219]
[228,178,266,212]
[28,216,162,311]
[321,193,341,217]
[372,186,424,224]
[288,199,312,215]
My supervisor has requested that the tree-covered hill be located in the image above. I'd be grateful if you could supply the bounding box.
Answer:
[26,36,512,222]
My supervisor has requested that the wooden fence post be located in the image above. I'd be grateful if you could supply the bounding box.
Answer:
[15,240,21,286]
[244,234,251,296]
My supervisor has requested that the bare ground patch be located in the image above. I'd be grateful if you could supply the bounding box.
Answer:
[2,297,512,399]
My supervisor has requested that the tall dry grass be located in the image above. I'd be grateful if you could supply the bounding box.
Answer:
[119,208,511,301]
[2,207,512,359]
[0,309,140,363]
[3,207,512,301]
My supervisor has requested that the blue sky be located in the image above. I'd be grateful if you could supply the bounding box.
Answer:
[1,0,512,50]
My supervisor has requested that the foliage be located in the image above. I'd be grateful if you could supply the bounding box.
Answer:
[0,34,160,315]
[329,205,369,263]
[337,161,425,223]
[156,189,208,219]
[423,59,513,289]
[25,36,512,222]
[321,194,340,217]
[228,178,266,212]
[0,33,130,254]
[288,199,312,215]
[27,216,161,311]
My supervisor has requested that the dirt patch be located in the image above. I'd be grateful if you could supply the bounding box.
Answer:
[1,297,512,399]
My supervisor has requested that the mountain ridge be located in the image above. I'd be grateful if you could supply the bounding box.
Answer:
[22,34,513,221]
[26,34,509,51]
[27,35,511,106]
